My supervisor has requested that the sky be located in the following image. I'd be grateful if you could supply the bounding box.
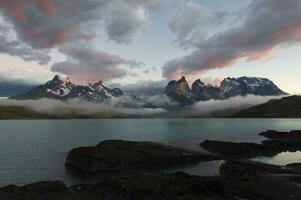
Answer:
[0,0,300,94]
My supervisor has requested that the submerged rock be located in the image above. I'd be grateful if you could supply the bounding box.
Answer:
[65,140,219,173]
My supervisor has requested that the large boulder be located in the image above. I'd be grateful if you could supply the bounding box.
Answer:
[65,140,219,173]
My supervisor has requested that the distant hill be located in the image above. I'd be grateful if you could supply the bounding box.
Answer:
[231,95,301,118]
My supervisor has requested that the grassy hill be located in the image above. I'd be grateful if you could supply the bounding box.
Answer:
[231,95,301,118]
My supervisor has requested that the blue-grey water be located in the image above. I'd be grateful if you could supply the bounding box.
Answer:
[0,118,301,187]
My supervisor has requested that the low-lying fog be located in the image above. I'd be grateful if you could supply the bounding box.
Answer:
[0,95,286,117]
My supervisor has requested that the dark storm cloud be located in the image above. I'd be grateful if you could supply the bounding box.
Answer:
[163,0,301,79]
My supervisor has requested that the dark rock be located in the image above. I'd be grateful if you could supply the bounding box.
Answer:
[259,130,301,141]
[165,76,193,106]
[286,163,301,170]
[220,76,288,98]
[191,79,224,101]
[65,140,219,173]
[200,140,280,158]
[0,181,70,200]
[201,136,301,159]
[220,160,301,176]
[2,173,301,200]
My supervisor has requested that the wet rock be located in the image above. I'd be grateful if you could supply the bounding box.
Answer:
[2,173,301,200]
[259,130,301,141]
[0,181,70,200]
[219,160,301,176]
[201,139,301,159]
[200,140,281,158]
[65,140,219,173]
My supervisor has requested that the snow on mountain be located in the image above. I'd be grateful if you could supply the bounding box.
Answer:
[165,76,288,105]
[12,75,123,102]
[220,76,288,98]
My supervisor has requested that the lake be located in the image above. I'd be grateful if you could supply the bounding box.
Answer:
[0,118,301,187]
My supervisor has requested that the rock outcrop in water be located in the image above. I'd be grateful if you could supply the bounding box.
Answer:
[65,140,219,173]
[220,160,301,176]
[200,130,301,159]
[259,130,301,140]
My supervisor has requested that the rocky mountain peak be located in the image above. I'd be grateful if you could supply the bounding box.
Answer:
[179,76,187,82]
[91,80,105,90]
[12,75,123,102]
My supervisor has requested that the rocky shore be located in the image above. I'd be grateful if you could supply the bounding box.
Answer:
[2,172,301,200]
[3,130,301,199]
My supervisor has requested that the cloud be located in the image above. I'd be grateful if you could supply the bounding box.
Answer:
[0,76,36,97]
[106,0,149,44]
[0,0,154,48]
[0,0,110,48]
[163,0,301,79]
[0,0,153,83]
[169,1,232,48]
[0,98,167,115]
[0,35,51,64]
[51,44,143,83]
[0,19,50,64]
[183,95,286,116]
[113,79,167,96]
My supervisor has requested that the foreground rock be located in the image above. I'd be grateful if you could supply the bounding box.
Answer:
[260,130,301,141]
[66,140,219,173]
[200,140,278,158]
[201,130,301,159]
[2,172,301,200]
[220,160,301,176]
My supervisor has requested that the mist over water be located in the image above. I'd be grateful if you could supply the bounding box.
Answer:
[0,95,286,116]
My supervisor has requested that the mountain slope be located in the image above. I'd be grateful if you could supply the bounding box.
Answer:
[165,76,288,105]
[12,75,123,102]
[231,95,301,118]
[165,76,193,105]
[220,77,288,97]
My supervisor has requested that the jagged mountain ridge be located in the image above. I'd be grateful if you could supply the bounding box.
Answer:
[13,75,123,102]
[165,76,288,105]
[12,75,288,109]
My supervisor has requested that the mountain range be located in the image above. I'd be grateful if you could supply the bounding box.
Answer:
[165,76,288,105]
[12,75,288,108]
[13,75,123,102]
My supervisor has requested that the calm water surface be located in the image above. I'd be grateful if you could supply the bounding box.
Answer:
[0,118,301,186]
